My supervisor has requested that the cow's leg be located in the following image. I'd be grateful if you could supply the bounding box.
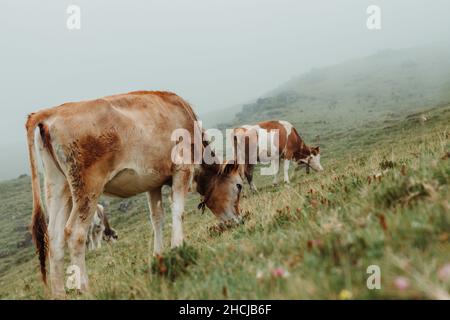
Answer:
[272,159,280,185]
[65,185,101,292]
[283,159,290,184]
[171,168,191,248]
[91,231,97,249]
[41,146,71,297]
[87,225,93,251]
[87,231,93,251]
[45,180,71,297]
[95,231,102,249]
[146,188,165,255]
[245,164,258,192]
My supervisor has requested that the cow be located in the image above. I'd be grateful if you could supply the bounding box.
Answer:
[86,204,118,251]
[233,120,323,191]
[25,90,244,297]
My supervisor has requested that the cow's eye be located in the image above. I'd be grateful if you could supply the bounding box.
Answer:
[236,183,242,192]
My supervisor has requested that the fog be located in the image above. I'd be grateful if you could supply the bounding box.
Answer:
[0,0,449,180]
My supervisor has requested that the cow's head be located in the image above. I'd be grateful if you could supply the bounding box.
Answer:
[103,228,118,243]
[294,146,323,172]
[195,162,244,223]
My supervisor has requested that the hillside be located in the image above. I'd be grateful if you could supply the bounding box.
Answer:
[0,47,449,299]
[221,46,450,148]
[0,101,448,299]
[0,176,34,276]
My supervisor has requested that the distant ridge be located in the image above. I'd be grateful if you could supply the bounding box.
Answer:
[220,46,450,133]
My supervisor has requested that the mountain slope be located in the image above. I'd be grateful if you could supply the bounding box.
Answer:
[0,103,449,299]
[0,47,449,299]
[223,46,450,144]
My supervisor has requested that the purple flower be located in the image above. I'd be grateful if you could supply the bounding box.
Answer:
[394,276,410,291]
[271,267,289,278]
[437,263,450,282]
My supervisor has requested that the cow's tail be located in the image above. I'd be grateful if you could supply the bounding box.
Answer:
[25,113,49,284]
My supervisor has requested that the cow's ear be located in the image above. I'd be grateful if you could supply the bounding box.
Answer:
[310,147,320,156]
[220,161,244,176]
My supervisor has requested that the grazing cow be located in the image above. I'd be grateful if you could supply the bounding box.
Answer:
[233,120,323,190]
[86,204,118,251]
[25,90,243,297]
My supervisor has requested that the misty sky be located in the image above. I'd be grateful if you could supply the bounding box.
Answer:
[1,0,450,180]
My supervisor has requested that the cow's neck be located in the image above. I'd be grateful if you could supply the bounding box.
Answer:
[193,162,219,197]
[298,143,311,156]
[194,139,222,194]
[292,131,310,157]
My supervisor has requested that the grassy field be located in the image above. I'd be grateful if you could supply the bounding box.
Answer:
[0,47,449,299]
[0,101,448,299]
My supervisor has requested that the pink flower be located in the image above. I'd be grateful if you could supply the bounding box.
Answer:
[271,267,289,278]
[437,263,450,282]
[394,276,410,291]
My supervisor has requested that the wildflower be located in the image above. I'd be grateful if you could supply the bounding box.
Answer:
[394,276,410,291]
[271,267,289,278]
[339,289,353,300]
[437,263,450,282]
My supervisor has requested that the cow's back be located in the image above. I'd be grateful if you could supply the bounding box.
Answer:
[256,120,290,155]
[40,91,198,196]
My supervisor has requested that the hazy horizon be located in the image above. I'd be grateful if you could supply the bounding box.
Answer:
[1,1,450,180]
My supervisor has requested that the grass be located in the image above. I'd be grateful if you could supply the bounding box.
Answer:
[0,102,448,299]
[151,245,199,281]
[2,46,447,299]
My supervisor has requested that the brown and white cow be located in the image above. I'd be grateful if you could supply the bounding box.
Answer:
[25,90,243,297]
[86,204,118,251]
[233,120,323,191]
